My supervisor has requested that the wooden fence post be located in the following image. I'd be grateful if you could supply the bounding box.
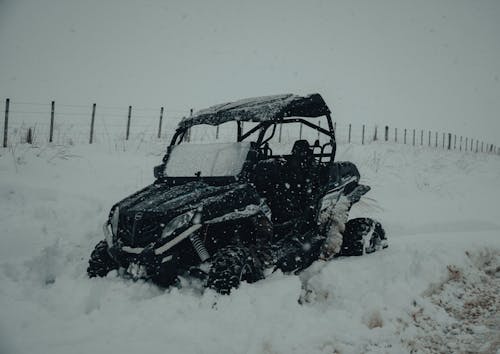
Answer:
[26,128,33,144]
[420,130,423,145]
[374,126,378,141]
[465,137,468,151]
[454,135,456,149]
[428,131,431,146]
[348,124,351,143]
[442,133,445,149]
[412,129,415,146]
[279,123,283,143]
[49,100,55,143]
[385,126,389,141]
[362,125,365,145]
[475,140,478,153]
[435,132,438,147]
[447,133,451,150]
[481,142,484,153]
[186,108,193,142]
[460,136,462,151]
[89,103,96,144]
[395,127,397,142]
[125,106,132,140]
[404,129,407,144]
[3,98,9,148]
[157,107,164,139]
[299,123,303,140]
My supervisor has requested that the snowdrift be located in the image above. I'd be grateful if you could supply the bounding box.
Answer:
[0,141,499,354]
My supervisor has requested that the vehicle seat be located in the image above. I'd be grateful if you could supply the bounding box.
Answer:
[289,140,315,170]
[276,140,318,222]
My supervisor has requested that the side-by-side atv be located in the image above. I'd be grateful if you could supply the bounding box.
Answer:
[87,93,387,294]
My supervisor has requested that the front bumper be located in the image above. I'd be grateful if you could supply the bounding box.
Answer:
[103,221,203,279]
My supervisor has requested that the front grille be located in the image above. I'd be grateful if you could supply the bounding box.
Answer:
[119,216,162,247]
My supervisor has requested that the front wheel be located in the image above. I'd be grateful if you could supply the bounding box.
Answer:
[207,245,263,295]
[339,218,387,256]
[87,240,118,278]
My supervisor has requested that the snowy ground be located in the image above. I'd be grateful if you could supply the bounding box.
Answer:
[0,140,499,354]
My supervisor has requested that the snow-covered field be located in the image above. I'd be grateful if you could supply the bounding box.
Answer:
[0,141,499,354]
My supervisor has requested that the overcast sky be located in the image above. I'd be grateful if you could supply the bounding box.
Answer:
[0,0,499,144]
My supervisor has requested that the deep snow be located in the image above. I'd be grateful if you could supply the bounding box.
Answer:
[0,140,499,354]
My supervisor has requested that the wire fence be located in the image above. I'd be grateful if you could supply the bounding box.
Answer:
[1,98,499,155]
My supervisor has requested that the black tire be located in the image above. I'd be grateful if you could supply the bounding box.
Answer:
[87,240,118,278]
[207,245,263,295]
[339,218,387,256]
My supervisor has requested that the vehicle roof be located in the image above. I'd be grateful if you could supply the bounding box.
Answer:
[178,93,330,129]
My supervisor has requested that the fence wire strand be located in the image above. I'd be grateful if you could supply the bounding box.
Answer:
[1,99,498,154]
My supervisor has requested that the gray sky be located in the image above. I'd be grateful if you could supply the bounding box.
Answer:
[1,0,499,144]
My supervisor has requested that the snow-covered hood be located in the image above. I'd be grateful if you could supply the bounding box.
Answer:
[114,181,261,247]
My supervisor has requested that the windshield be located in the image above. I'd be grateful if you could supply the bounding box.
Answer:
[164,142,251,177]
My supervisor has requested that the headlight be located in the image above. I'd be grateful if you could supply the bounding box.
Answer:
[161,210,195,239]
[110,206,120,236]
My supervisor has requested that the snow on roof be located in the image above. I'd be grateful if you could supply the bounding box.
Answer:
[178,93,330,129]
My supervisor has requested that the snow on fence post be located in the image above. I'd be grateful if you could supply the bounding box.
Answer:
[404,129,407,144]
[362,124,365,145]
[385,126,389,141]
[157,107,164,139]
[126,106,132,140]
[3,98,9,148]
[89,103,96,144]
[348,124,351,143]
[49,100,55,143]
[412,129,415,146]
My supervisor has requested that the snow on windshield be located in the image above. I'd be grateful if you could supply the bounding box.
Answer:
[164,142,251,177]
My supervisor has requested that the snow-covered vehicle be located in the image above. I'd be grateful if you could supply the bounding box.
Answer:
[87,93,387,294]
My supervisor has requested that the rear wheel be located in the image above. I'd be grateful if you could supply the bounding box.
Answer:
[87,240,118,278]
[207,245,263,295]
[339,218,387,256]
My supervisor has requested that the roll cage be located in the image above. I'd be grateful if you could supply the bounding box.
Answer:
[168,115,336,164]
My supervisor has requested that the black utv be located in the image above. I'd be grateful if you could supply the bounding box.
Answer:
[87,93,387,294]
